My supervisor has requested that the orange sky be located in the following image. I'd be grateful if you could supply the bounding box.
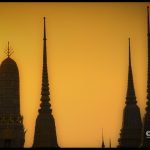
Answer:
[0,2,149,148]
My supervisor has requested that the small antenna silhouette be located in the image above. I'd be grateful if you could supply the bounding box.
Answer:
[4,41,14,57]
[101,128,105,148]
[109,138,111,148]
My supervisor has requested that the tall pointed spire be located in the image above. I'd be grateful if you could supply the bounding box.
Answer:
[101,129,105,148]
[33,17,59,148]
[39,16,51,113]
[142,6,150,147]
[126,38,136,104]
[145,6,150,113]
[147,6,150,107]
[118,38,142,148]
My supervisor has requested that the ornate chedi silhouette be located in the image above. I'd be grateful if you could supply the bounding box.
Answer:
[0,42,25,148]
[142,6,150,148]
[33,17,59,147]
[118,38,142,148]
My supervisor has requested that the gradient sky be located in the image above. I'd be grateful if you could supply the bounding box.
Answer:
[0,2,149,148]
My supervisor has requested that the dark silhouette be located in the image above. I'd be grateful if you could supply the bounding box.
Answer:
[101,129,105,148]
[109,139,111,148]
[142,6,150,148]
[118,38,142,148]
[33,17,59,148]
[0,42,25,147]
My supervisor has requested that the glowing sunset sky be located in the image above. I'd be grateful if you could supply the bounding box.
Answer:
[0,2,149,148]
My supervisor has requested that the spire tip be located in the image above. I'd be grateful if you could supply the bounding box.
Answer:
[129,38,131,49]
[4,41,14,58]
[8,41,9,49]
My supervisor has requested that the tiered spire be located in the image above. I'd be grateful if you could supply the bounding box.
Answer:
[33,17,58,147]
[126,38,137,104]
[118,39,142,147]
[38,17,52,114]
[142,6,150,147]
[145,6,150,113]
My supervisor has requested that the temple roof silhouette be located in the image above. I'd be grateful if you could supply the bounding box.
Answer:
[0,42,18,82]
[0,44,20,114]
[0,42,25,148]
[0,57,19,78]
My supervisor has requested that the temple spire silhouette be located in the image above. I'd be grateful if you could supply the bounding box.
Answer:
[126,38,136,105]
[142,6,150,147]
[118,38,142,148]
[33,17,59,147]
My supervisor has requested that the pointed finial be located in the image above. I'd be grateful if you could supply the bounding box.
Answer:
[43,17,46,40]
[4,41,14,57]
[42,16,47,66]
[8,41,9,49]
[128,38,132,72]
[129,38,131,65]
[147,6,149,35]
